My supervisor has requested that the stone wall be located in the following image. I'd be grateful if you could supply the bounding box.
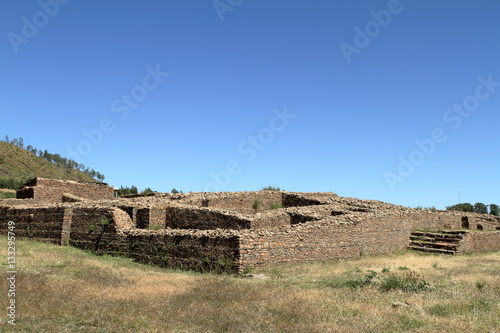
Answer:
[458,231,500,253]
[251,210,292,229]
[122,229,240,273]
[166,206,252,230]
[0,205,240,273]
[67,207,133,253]
[407,210,499,230]
[136,208,166,229]
[0,206,66,243]
[16,177,114,203]
[236,212,413,273]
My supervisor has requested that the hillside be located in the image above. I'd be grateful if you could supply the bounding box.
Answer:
[0,141,97,188]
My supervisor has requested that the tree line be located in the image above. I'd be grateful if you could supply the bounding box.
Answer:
[116,186,183,196]
[2,135,105,182]
[116,185,154,196]
[446,202,499,216]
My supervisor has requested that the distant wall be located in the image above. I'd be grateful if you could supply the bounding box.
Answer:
[408,211,499,230]
[17,178,114,203]
[136,208,166,229]
[166,206,252,230]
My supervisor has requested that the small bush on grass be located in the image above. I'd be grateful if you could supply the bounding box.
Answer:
[379,271,431,293]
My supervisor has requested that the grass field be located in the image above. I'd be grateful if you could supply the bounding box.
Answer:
[0,238,498,332]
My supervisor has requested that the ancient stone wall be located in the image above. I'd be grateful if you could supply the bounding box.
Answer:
[282,192,333,207]
[251,210,292,229]
[407,210,499,230]
[236,213,413,272]
[16,178,114,203]
[458,231,500,253]
[120,229,240,273]
[0,206,66,243]
[166,206,252,230]
[67,207,132,254]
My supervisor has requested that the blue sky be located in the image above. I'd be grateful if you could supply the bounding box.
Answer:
[1,0,499,209]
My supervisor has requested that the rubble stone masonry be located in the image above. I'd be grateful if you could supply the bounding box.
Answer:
[16,177,114,203]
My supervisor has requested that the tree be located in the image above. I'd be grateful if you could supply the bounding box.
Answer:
[473,202,488,214]
[490,204,499,216]
[130,185,138,195]
[446,203,474,212]
[141,187,154,196]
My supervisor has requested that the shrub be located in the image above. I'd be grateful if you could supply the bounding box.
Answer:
[261,186,281,191]
[252,198,261,210]
[475,281,487,290]
[379,271,431,293]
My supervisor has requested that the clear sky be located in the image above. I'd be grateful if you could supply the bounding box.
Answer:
[1,0,499,209]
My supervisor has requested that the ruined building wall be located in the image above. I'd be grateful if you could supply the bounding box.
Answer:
[67,207,133,254]
[0,206,66,244]
[407,211,499,230]
[122,229,240,273]
[136,208,166,229]
[458,231,500,253]
[16,178,114,203]
[0,204,240,273]
[237,213,413,272]
[166,206,252,230]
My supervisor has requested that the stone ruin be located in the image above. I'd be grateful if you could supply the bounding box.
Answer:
[1,178,499,273]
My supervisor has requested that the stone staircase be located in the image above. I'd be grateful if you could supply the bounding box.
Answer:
[408,230,468,255]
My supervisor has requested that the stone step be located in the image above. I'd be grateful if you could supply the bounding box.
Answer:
[408,245,456,255]
[411,231,466,240]
[409,235,463,243]
[409,240,459,250]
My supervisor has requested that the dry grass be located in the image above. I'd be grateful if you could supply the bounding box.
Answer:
[0,238,498,332]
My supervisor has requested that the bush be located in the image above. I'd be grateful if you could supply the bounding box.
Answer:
[379,271,431,293]
[252,198,261,210]
[261,186,281,191]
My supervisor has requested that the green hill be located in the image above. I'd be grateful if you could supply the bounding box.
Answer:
[0,141,98,189]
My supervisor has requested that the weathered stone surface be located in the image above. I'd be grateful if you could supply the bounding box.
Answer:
[16,177,114,203]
